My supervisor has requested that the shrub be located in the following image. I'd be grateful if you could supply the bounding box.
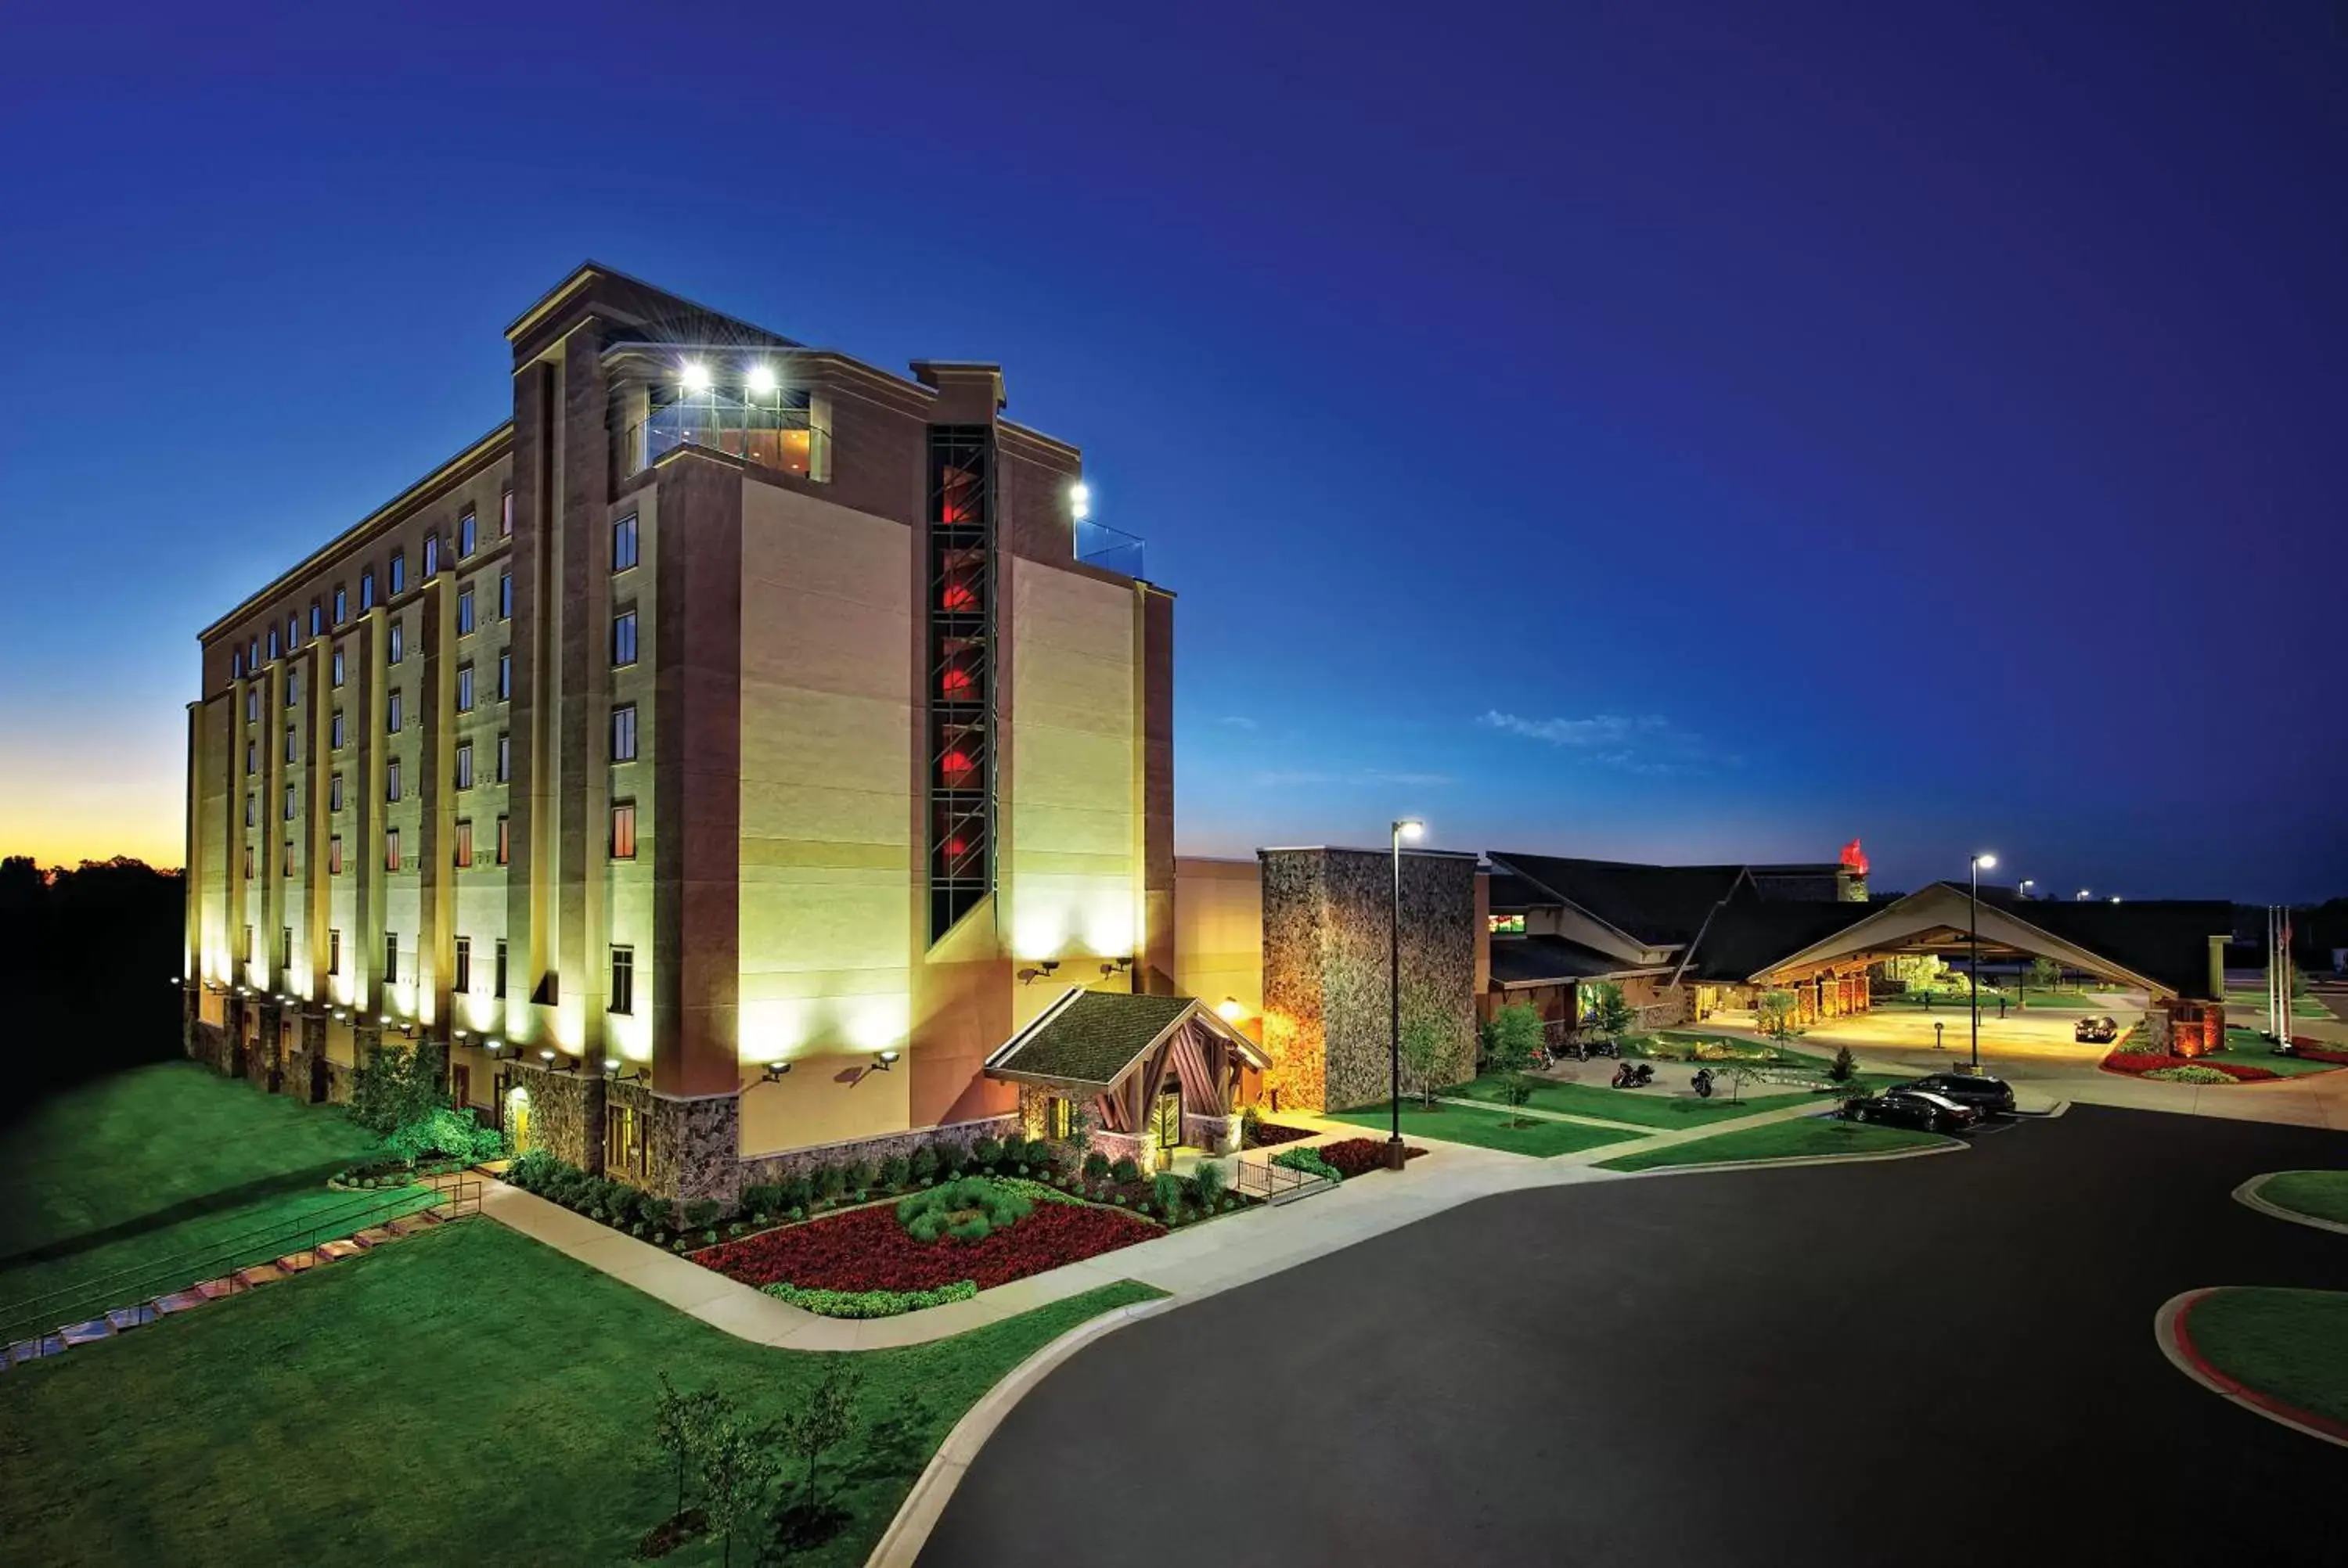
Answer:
[1152,1171,1187,1222]
[1828,1047,1858,1083]
[506,1149,563,1192]
[894,1175,1035,1245]
[909,1145,939,1185]
[783,1174,816,1211]
[1191,1160,1227,1209]
[760,1279,981,1318]
[841,1160,876,1196]
[1110,1156,1141,1185]
[2146,1065,2235,1084]
[1082,1150,1111,1181]
[972,1137,1004,1172]
[879,1154,912,1189]
[1271,1146,1343,1184]
[1240,1105,1262,1145]
[947,1215,991,1243]
[1318,1138,1426,1177]
[683,1198,724,1230]
[740,1183,782,1217]
[817,1165,847,1200]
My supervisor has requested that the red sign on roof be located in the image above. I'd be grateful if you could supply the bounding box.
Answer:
[1839,839,1869,876]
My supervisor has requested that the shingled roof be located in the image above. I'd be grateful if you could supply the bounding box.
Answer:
[1488,854,1748,948]
[985,991,1269,1088]
[1488,936,1669,987]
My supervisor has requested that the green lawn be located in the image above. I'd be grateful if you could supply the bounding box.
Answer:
[2257,1171,2348,1226]
[2184,1286,2348,1429]
[0,1063,427,1339]
[2199,1028,2344,1079]
[1446,1071,1874,1131]
[0,1218,1161,1566]
[1327,1101,1644,1157]
[1594,1116,1953,1172]
[2224,992,2333,1020]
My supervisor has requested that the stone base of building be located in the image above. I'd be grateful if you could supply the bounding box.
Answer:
[1183,1111,1241,1154]
[736,1115,1018,1190]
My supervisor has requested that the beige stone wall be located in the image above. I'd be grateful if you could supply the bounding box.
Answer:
[1174,857,1262,1019]
[1006,558,1139,966]
[735,483,915,1082]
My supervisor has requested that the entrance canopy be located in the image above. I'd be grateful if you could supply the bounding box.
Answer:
[985,988,1271,1137]
[1748,883,2230,1002]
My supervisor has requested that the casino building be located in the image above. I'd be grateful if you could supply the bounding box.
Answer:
[183,263,1172,1199]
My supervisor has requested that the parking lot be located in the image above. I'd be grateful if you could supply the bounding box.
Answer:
[924,1105,2348,1567]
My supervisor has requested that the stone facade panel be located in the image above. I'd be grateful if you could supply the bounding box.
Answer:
[734,1113,1018,1188]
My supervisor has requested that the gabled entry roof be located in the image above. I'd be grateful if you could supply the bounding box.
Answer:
[984,990,1270,1090]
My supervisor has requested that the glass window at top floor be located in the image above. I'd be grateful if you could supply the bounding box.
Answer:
[635,378,830,481]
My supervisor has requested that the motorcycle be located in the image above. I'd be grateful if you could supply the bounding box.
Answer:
[1611,1062,1655,1090]
[1691,1067,1715,1099]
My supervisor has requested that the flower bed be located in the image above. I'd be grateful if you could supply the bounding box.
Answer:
[2289,1043,2348,1066]
[1244,1120,1316,1149]
[693,1199,1158,1294]
[1316,1137,1429,1178]
[2100,1051,2278,1083]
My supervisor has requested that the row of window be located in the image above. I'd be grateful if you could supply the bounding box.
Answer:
[247,654,518,775]
[229,523,515,684]
[256,927,636,1016]
[241,800,639,879]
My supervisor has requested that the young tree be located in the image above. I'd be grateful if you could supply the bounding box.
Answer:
[1720,1059,1766,1105]
[1399,1017,1449,1107]
[1756,990,1802,1044]
[2027,956,2062,995]
[1583,981,1635,1047]
[349,1035,448,1135]
[653,1372,731,1520]
[780,1358,866,1514]
[1483,1003,1545,1126]
[1828,1046,1859,1084]
[700,1415,780,1568]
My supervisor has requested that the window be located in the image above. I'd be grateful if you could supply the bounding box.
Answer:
[384,829,402,872]
[458,585,476,635]
[309,602,322,637]
[330,772,344,811]
[329,927,342,974]
[495,732,510,782]
[611,608,638,667]
[454,936,472,993]
[244,924,254,962]
[329,835,344,875]
[386,759,402,801]
[331,646,345,687]
[281,840,294,876]
[287,613,299,649]
[458,510,477,559]
[496,814,510,865]
[384,932,399,984]
[284,724,297,762]
[280,926,293,967]
[500,490,513,538]
[386,689,402,733]
[244,740,256,775]
[245,686,260,722]
[1047,1097,1072,1139]
[283,782,296,820]
[613,514,639,572]
[361,569,376,610]
[331,710,346,749]
[494,937,508,995]
[499,570,511,620]
[286,669,299,707]
[390,551,405,595]
[453,818,474,867]
[610,704,637,762]
[456,664,475,712]
[423,533,439,577]
[232,649,244,680]
[1489,913,1526,937]
[244,792,256,828]
[243,846,254,879]
[610,800,636,859]
[333,586,348,624]
[497,649,511,701]
[454,741,474,789]
[268,628,280,660]
[387,620,405,665]
[610,945,635,1016]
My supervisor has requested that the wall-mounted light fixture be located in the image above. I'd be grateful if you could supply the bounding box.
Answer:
[1039,959,1061,976]
[453,1028,470,1041]
[1215,997,1248,1023]
[760,1059,792,1084]
[871,1049,901,1073]
[484,1038,503,1054]
[1017,967,1046,985]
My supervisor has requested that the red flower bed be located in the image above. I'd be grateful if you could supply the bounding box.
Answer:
[693,1199,1158,1293]
[1316,1138,1428,1178]
[1245,1120,1316,1148]
[2100,1051,2278,1083]
[2290,1043,2348,1065]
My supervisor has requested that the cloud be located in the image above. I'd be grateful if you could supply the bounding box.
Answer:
[1215,715,1259,731]
[1478,710,1729,775]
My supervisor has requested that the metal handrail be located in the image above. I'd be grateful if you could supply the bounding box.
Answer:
[0,1174,477,1347]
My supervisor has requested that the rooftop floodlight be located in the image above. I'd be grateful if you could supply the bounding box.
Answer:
[745,362,777,396]
[1069,481,1091,520]
[680,359,711,394]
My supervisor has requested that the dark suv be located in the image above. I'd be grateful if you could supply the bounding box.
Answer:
[1900,1072,2016,1117]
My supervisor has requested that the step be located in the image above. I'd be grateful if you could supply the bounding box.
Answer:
[316,1239,366,1262]
[106,1304,160,1332]
[274,1250,318,1273]
[232,1264,284,1289]
[8,1335,65,1366]
[153,1289,211,1315]
[386,1214,438,1235]
[352,1227,399,1246]
[193,1277,240,1300]
[59,1318,112,1347]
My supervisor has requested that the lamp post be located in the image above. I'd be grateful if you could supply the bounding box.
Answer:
[1389,818,1424,1170]
[1969,852,1997,1071]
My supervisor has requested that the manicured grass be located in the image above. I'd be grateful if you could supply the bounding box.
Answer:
[1594,1116,1952,1172]
[0,1218,1161,1566]
[0,1063,423,1334]
[2224,992,2332,1019]
[2257,1171,2348,1226]
[2198,1029,2343,1079]
[2184,1287,2348,1430]
[1327,1102,1644,1157]
[1446,1072,1872,1130]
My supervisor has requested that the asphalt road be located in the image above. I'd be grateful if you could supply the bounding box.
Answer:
[922,1106,2348,1567]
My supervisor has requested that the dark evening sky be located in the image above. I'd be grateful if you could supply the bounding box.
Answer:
[3,1,2343,898]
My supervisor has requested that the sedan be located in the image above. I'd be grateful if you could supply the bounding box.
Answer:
[1838,1088,1981,1135]
[2075,1016,2120,1044]
[1899,1072,2015,1117]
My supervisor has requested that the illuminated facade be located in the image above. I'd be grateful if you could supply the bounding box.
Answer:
[182,263,1173,1199]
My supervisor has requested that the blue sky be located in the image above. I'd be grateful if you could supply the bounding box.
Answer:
[2,0,2343,898]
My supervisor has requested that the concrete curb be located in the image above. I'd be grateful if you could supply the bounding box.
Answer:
[1597,1137,1966,1180]
[867,1295,1178,1566]
[2153,1288,2348,1451]
[2231,1174,2348,1236]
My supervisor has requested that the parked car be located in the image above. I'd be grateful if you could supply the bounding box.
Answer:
[1898,1072,2015,1117]
[1838,1088,1981,1134]
[2075,1016,2120,1044]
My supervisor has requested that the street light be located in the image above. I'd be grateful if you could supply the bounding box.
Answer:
[2018,879,2035,899]
[1969,853,1996,1071]
[1388,818,1425,1170]
[2076,889,2091,901]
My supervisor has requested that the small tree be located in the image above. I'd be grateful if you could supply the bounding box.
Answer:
[1720,1060,1766,1105]
[1398,1017,1449,1107]
[1756,990,1802,1044]
[1828,1045,1858,1084]
[700,1415,780,1568]
[2027,956,2062,994]
[1583,981,1635,1048]
[348,1035,447,1135]
[780,1358,866,1515]
[1483,1003,1544,1126]
[654,1372,731,1521]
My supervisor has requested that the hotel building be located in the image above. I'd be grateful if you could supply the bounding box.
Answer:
[183,263,1173,1199]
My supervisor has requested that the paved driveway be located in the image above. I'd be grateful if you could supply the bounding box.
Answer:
[922,1106,2348,1567]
